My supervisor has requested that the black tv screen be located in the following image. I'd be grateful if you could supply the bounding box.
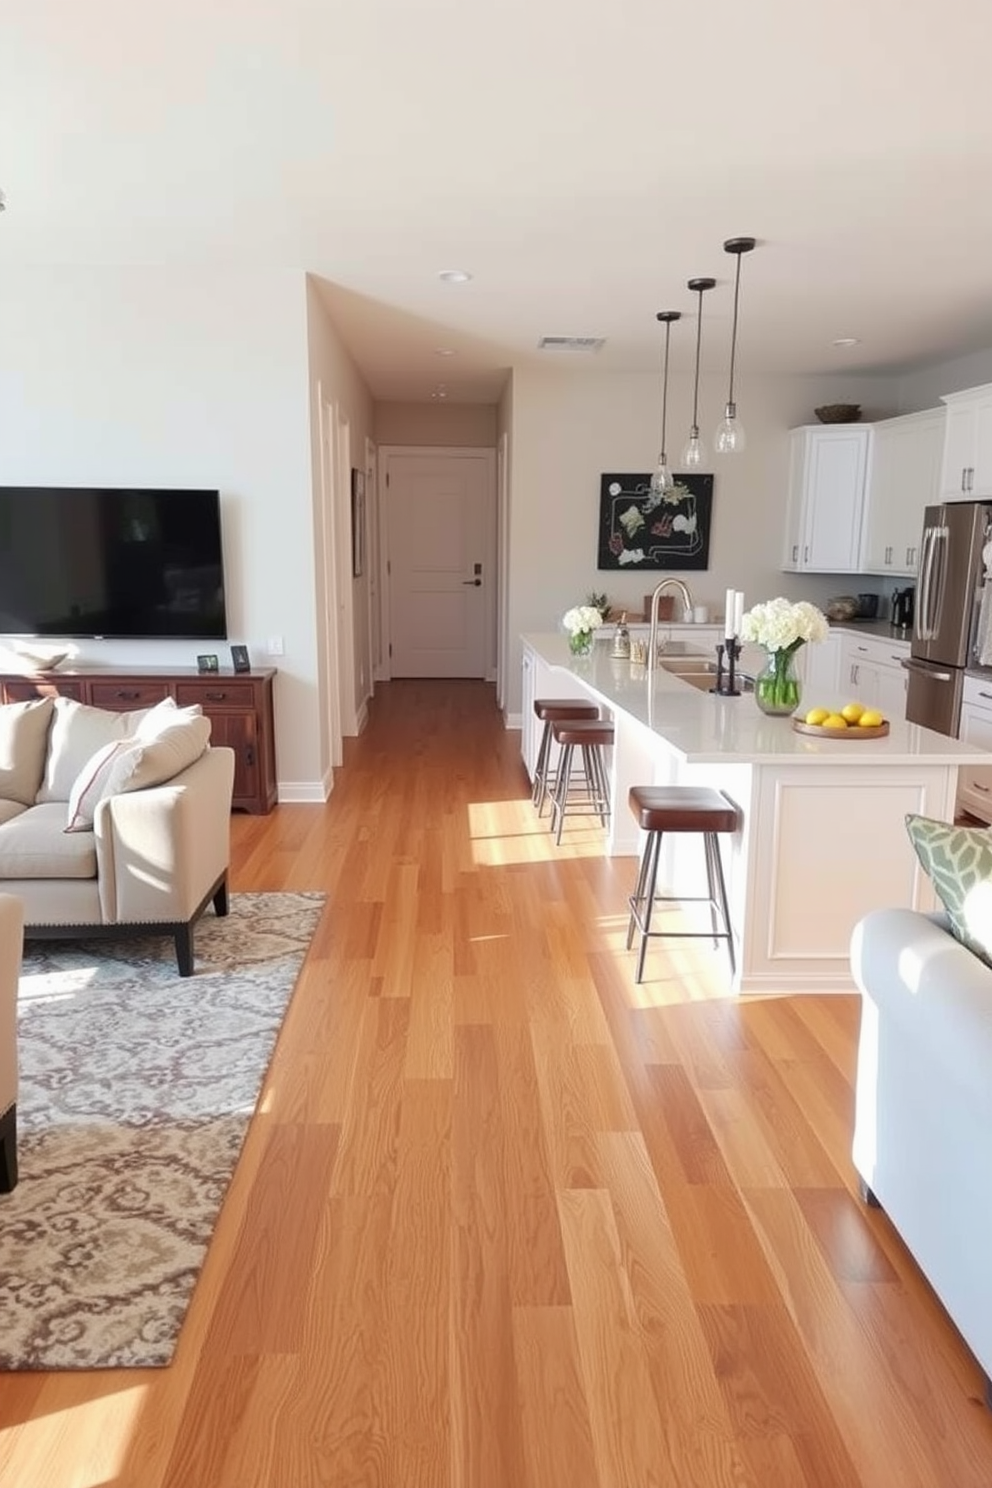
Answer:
[0,487,228,640]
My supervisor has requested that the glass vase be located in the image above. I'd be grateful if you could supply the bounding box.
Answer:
[569,630,593,657]
[754,646,802,716]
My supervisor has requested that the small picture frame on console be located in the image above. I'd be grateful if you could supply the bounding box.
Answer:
[196,653,220,674]
[230,645,251,673]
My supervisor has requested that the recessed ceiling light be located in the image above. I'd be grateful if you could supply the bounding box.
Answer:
[438,269,472,284]
[430,384,449,400]
[832,337,860,348]
[434,347,456,357]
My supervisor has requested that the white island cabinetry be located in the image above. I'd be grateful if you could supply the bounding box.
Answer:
[522,633,987,993]
[957,673,992,824]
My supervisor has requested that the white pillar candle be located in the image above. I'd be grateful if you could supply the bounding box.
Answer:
[724,589,736,640]
[733,591,744,637]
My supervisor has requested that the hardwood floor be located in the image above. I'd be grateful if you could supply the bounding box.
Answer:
[2,677,991,1486]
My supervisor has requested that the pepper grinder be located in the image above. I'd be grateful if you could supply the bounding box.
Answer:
[611,611,631,660]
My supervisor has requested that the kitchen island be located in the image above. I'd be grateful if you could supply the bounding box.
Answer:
[522,633,991,993]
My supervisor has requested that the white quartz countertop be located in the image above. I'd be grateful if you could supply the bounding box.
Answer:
[524,633,990,766]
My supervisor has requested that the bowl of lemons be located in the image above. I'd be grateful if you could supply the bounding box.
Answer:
[793,700,889,737]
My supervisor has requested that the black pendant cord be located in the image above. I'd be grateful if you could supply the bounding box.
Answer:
[690,287,703,432]
[727,252,743,406]
[661,317,672,460]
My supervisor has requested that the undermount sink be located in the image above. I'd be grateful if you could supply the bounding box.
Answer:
[659,657,754,693]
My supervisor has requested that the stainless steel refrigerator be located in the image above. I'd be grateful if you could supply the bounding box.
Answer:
[904,501,992,736]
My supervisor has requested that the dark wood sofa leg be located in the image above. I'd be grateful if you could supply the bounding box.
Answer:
[0,1104,18,1193]
[858,1176,882,1209]
[213,878,229,917]
[175,924,194,977]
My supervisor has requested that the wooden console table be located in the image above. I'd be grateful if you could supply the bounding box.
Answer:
[0,667,277,815]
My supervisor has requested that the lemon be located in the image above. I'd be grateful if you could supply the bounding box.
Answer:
[822,713,849,729]
[805,706,829,725]
[859,708,885,728]
[841,701,866,724]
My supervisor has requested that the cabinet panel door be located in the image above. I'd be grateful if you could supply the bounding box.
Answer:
[876,664,908,723]
[207,710,259,806]
[805,432,869,570]
[973,398,992,496]
[862,414,940,574]
[941,401,974,497]
[800,632,844,709]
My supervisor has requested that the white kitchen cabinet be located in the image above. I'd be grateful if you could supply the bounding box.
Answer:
[798,629,844,709]
[782,426,872,573]
[940,383,992,500]
[841,633,910,721]
[860,409,942,574]
[956,673,992,824]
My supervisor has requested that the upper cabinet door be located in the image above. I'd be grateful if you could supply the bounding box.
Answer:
[785,426,872,573]
[860,409,942,575]
[940,383,992,499]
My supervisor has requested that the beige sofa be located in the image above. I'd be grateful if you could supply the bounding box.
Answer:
[0,892,23,1192]
[0,694,235,976]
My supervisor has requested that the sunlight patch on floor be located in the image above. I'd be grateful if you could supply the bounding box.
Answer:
[18,964,101,1004]
[466,798,608,865]
[0,1382,150,1486]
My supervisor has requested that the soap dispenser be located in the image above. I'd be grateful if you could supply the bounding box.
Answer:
[611,611,631,659]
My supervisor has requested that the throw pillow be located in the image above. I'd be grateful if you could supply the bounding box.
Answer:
[37,698,133,803]
[905,813,992,967]
[134,697,203,740]
[0,697,55,806]
[64,716,212,832]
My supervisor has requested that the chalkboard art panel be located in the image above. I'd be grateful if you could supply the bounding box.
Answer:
[597,472,713,571]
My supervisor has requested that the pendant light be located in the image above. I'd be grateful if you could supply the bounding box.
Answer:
[714,236,756,455]
[649,311,681,498]
[680,276,716,468]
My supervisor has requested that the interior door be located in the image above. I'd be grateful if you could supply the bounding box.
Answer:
[385,451,492,678]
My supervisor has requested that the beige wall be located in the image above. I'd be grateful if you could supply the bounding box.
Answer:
[504,364,907,716]
[374,402,497,447]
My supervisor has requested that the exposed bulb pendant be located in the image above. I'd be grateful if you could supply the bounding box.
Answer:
[649,310,681,498]
[681,275,716,468]
[714,235,756,456]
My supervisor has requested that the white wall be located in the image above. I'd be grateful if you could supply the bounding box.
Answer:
[375,402,497,447]
[504,364,904,714]
[896,347,992,414]
[0,265,326,795]
[306,279,374,767]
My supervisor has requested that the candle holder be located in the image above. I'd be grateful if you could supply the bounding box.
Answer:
[711,638,742,696]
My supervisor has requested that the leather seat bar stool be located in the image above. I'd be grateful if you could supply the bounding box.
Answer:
[549,718,615,845]
[532,698,600,816]
[625,785,738,984]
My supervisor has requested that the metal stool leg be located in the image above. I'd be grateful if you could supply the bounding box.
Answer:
[705,832,736,976]
[552,743,575,844]
[634,829,663,984]
[627,830,655,948]
[532,719,552,809]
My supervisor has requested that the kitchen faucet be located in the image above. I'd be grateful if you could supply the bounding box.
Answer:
[647,578,694,668]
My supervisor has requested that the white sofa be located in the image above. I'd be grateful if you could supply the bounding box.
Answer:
[0,892,23,1192]
[0,694,235,976]
[851,907,992,1401]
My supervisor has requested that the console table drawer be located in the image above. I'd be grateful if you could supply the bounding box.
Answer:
[89,680,172,709]
[175,681,257,708]
[3,679,85,703]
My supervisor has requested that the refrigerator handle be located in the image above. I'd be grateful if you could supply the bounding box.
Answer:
[901,658,953,682]
[918,525,936,639]
[930,524,949,640]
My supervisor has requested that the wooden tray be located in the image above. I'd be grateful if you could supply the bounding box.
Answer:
[792,719,890,740]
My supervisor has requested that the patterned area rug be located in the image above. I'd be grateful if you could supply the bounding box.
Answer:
[0,891,325,1372]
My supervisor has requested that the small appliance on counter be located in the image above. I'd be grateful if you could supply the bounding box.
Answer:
[891,586,915,633]
[857,593,879,619]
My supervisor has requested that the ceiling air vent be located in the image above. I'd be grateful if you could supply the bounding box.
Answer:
[538,335,605,353]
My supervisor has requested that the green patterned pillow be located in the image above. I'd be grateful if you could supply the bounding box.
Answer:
[905,814,992,966]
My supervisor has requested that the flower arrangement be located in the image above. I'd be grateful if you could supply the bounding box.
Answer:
[740,597,828,654]
[562,603,604,655]
[740,597,828,716]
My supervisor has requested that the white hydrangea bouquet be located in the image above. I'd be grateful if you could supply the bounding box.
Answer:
[562,603,604,656]
[740,597,828,715]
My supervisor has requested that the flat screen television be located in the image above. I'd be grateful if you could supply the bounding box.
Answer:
[0,486,228,639]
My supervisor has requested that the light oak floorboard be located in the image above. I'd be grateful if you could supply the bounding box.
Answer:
[1,678,990,1488]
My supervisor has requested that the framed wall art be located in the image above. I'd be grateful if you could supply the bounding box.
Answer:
[351,468,365,578]
[596,471,713,572]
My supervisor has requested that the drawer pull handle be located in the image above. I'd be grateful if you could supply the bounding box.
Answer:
[116,689,141,700]
[979,691,992,702]
[975,782,990,793]
[205,691,227,702]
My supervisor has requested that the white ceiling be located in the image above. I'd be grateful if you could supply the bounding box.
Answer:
[3,0,992,403]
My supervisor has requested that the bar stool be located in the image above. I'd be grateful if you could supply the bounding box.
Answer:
[532,698,600,816]
[625,785,738,984]
[549,717,615,845]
